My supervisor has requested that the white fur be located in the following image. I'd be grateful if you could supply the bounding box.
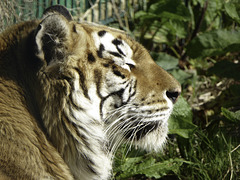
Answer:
[133,122,168,152]
[92,32,135,71]
[35,24,45,60]
[65,81,112,180]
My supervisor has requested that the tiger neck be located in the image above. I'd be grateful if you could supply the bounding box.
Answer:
[39,77,112,180]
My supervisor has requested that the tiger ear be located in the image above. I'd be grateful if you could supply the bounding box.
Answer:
[35,5,72,64]
[42,5,72,21]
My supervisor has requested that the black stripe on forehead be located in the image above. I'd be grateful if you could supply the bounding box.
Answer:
[97,44,105,58]
[109,51,122,58]
[112,39,126,56]
[98,30,107,37]
[112,39,123,46]
[116,46,125,57]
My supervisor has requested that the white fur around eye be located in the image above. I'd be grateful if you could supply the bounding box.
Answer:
[92,31,135,71]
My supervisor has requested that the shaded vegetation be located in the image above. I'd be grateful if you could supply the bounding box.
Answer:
[113,0,240,179]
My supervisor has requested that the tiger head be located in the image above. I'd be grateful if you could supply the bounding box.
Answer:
[35,6,181,154]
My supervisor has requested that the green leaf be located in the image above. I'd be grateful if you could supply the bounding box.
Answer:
[135,11,158,22]
[169,96,196,138]
[170,69,192,85]
[205,1,223,24]
[224,2,240,22]
[139,158,185,179]
[149,0,191,21]
[209,60,240,81]
[115,156,144,179]
[134,10,147,19]
[118,156,143,173]
[152,52,179,71]
[163,20,188,38]
[116,156,187,179]
[192,0,206,6]
[221,107,240,122]
[135,0,191,26]
[186,29,240,58]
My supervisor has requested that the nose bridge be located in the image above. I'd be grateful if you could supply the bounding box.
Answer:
[136,62,181,102]
[150,64,180,92]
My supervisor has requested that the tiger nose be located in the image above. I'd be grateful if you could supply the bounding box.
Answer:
[166,87,181,104]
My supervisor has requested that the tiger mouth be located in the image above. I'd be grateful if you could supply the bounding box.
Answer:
[124,121,159,141]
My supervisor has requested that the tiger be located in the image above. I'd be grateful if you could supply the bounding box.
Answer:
[0,5,181,180]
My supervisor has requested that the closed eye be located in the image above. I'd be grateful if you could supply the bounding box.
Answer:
[126,63,135,70]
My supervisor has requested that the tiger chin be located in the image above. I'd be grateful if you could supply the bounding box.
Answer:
[0,5,181,180]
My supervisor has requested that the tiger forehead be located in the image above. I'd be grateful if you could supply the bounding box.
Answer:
[91,29,136,71]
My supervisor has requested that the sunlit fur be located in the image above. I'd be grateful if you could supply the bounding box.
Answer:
[0,5,180,180]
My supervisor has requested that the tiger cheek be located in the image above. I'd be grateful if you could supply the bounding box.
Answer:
[98,69,128,119]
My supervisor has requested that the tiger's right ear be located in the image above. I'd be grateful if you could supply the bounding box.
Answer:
[42,5,72,21]
[35,5,73,65]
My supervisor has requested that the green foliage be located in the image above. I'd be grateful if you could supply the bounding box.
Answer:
[151,52,179,71]
[209,60,240,81]
[221,107,240,122]
[113,0,240,179]
[115,156,187,179]
[135,0,191,45]
[169,96,196,138]
[224,0,240,23]
[187,29,240,58]
[151,52,193,85]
